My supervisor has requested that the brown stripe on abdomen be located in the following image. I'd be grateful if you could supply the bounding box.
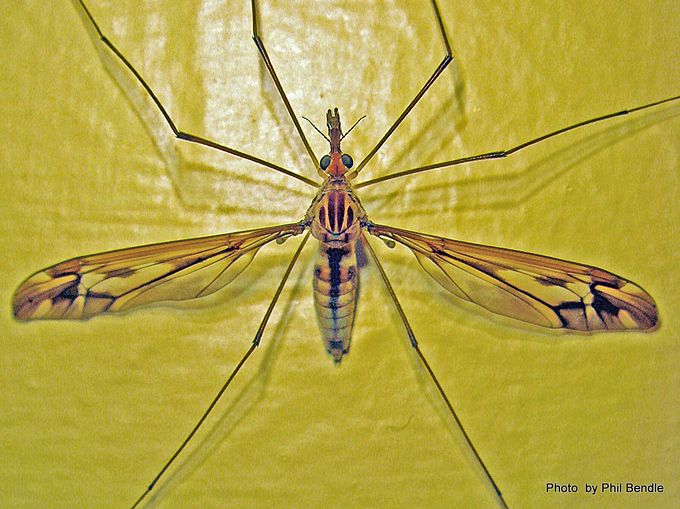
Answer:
[313,242,359,363]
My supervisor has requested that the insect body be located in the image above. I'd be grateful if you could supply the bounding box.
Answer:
[307,109,366,361]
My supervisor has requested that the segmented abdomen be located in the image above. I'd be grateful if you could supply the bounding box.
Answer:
[313,242,359,363]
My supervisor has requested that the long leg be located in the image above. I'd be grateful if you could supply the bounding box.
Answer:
[129,232,310,509]
[251,0,319,170]
[350,0,453,178]
[363,237,509,509]
[72,0,318,188]
[355,94,680,189]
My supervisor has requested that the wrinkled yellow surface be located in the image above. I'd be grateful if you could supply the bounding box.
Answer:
[1,1,679,507]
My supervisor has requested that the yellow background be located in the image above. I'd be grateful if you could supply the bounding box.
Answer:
[1,1,678,507]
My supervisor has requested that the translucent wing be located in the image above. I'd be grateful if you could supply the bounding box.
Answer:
[367,223,658,331]
[13,223,304,320]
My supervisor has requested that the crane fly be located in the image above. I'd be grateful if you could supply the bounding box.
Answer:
[11,0,678,507]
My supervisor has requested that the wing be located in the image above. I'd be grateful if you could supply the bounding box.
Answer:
[13,223,305,320]
[367,223,658,331]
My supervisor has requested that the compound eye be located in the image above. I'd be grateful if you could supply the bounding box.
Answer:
[341,154,354,168]
[320,155,331,170]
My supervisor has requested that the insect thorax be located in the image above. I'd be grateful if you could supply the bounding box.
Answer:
[307,178,366,247]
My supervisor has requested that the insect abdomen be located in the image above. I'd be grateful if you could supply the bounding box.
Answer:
[313,242,359,363]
